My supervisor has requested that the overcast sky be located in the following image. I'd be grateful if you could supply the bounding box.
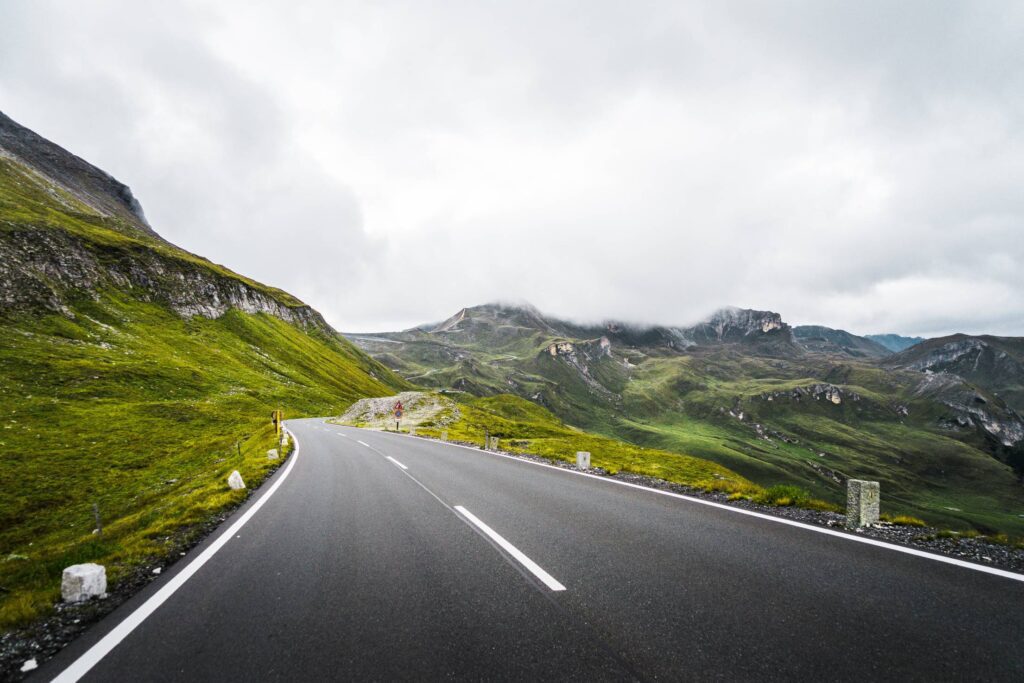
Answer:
[1,1,1021,336]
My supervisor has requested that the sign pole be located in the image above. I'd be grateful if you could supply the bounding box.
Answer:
[394,400,404,433]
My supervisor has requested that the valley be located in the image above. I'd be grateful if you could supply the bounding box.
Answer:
[348,303,1024,535]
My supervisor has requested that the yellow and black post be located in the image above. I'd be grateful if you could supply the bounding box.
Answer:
[272,409,283,434]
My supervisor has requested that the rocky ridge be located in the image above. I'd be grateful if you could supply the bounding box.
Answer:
[0,112,334,335]
[0,111,153,237]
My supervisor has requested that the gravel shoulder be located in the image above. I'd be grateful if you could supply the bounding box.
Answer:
[435,434,1024,574]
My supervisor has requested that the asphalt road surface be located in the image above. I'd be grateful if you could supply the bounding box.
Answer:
[42,418,1024,681]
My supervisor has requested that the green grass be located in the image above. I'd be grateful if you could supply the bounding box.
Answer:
[0,152,411,630]
[881,514,927,527]
[0,295,408,629]
[352,307,1024,535]
[404,393,758,496]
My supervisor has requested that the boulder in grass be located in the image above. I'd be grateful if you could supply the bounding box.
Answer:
[228,470,246,490]
[267,449,279,460]
[62,563,106,603]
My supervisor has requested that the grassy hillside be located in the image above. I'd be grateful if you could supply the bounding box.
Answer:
[612,354,1024,534]
[336,391,761,497]
[0,299,408,630]
[0,125,410,629]
[350,306,1024,536]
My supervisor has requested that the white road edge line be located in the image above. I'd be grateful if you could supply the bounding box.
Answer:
[377,429,1024,584]
[52,428,304,683]
[386,456,408,470]
[454,505,566,592]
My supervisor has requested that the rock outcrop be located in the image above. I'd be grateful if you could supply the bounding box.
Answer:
[0,111,335,335]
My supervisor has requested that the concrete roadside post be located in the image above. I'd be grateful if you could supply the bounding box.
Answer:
[576,451,591,470]
[441,430,448,442]
[409,426,417,436]
[489,436,499,451]
[62,563,106,603]
[846,479,880,528]
[228,470,246,490]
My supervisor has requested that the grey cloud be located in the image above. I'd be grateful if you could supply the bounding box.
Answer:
[1,1,1021,336]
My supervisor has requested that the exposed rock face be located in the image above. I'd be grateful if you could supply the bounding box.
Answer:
[548,341,576,356]
[904,338,992,372]
[543,337,617,399]
[890,334,1024,427]
[0,227,332,330]
[758,383,860,406]
[912,372,1024,446]
[0,112,336,334]
[900,339,1024,409]
[690,307,788,342]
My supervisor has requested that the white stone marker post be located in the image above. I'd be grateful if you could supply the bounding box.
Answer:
[846,479,880,528]
[228,470,246,490]
[441,430,448,441]
[62,563,106,603]
[576,451,591,470]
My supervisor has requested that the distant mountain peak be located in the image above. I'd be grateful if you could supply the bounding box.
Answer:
[703,307,787,337]
[793,325,892,358]
[866,333,926,353]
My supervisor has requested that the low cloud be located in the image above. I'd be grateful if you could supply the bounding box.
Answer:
[1,1,1021,336]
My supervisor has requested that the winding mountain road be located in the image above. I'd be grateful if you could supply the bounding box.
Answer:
[43,418,1024,681]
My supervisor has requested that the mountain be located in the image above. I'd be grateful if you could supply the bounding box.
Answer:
[867,334,926,353]
[0,111,156,240]
[0,111,408,630]
[888,335,1024,415]
[793,326,892,358]
[349,302,1024,536]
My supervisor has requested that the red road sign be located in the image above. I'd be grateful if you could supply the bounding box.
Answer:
[395,401,404,419]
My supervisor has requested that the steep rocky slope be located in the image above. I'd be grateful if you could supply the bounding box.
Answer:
[0,111,408,631]
[888,335,1024,414]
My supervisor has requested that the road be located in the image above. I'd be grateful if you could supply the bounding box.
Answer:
[43,418,1024,681]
